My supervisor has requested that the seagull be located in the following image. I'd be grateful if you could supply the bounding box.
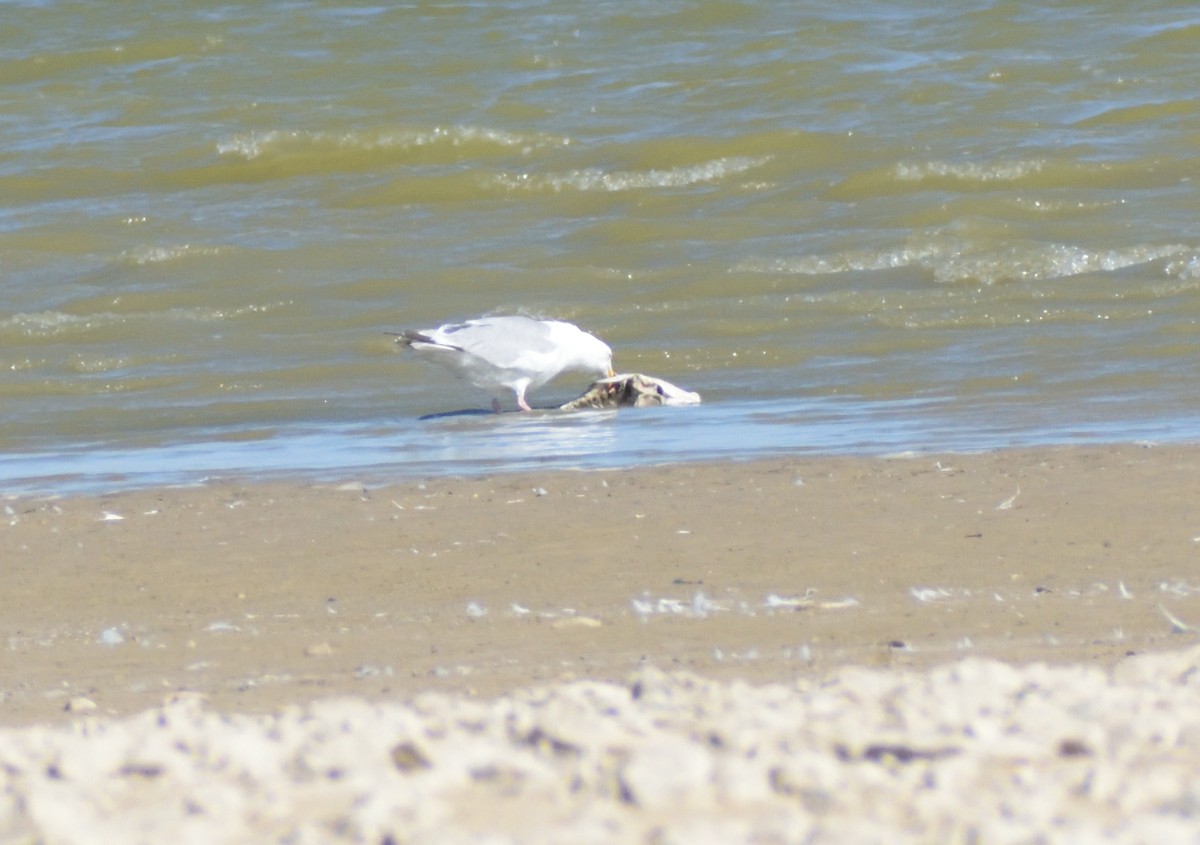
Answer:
[390,315,615,412]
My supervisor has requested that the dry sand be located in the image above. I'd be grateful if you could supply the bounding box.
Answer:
[4,444,1200,841]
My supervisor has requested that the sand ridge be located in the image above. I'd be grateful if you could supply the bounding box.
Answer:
[4,649,1200,843]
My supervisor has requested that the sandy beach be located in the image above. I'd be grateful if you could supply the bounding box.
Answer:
[4,444,1200,841]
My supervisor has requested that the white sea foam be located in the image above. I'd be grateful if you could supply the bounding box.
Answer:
[1,311,92,336]
[216,126,570,160]
[737,240,1197,286]
[932,243,1194,285]
[493,155,770,193]
[894,159,1046,183]
[126,244,224,265]
[1,302,292,337]
[1169,254,1200,280]
[733,243,945,276]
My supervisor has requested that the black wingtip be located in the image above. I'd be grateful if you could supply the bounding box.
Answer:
[384,330,426,346]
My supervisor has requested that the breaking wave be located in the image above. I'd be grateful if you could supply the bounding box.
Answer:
[215,126,570,161]
[1,302,292,338]
[735,241,1197,286]
[124,244,226,265]
[893,159,1046,183]
[492,155,771,193]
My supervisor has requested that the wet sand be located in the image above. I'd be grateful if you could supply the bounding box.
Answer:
[4,444,1200,840]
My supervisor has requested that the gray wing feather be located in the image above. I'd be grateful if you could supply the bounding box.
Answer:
[433,317,557,366]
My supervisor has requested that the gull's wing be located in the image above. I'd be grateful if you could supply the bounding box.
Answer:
[422,317,559,369]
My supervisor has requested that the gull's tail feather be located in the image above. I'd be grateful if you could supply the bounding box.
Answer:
[386,329,461,350]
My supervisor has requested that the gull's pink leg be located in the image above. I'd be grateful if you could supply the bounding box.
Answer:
[515,386,532,411]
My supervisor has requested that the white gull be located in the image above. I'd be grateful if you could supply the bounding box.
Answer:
[390,315,614,412]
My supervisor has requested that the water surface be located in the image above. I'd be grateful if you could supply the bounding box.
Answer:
[2,1,1198,492]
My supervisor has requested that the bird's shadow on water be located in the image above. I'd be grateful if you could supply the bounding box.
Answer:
[417,408,494,421]
[417,406,571,421]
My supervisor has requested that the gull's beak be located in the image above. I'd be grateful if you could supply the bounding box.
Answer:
[607,367,616,377]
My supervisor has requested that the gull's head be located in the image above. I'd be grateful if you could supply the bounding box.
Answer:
[573,327,615,378]
[589,340,615,379]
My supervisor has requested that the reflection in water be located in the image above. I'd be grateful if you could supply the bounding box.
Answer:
[0,394,1191,496]
[414,407,623,470]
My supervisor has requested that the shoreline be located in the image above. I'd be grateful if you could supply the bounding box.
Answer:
[5,441,1200,725]
[4,395,1197,501]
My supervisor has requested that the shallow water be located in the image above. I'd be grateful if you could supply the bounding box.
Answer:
[2,1,1199,493]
